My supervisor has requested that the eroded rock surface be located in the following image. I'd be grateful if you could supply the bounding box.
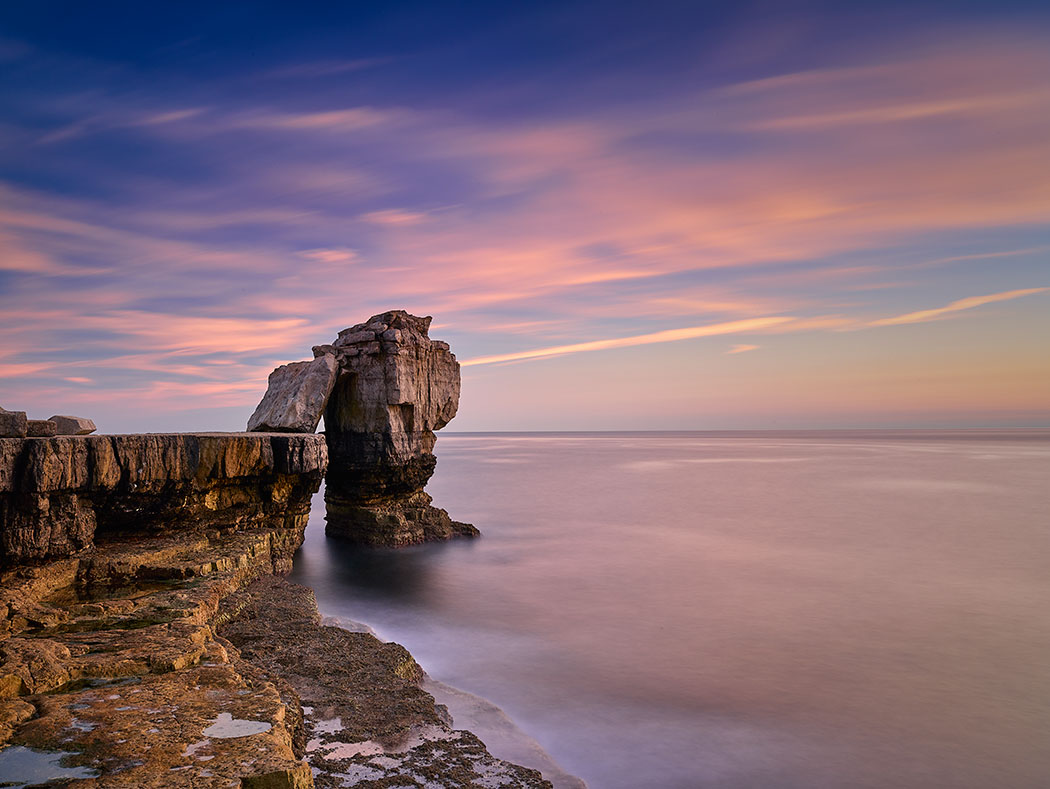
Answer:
[0,527,318,787]
[221,577,551,788]
[0,524,553,787]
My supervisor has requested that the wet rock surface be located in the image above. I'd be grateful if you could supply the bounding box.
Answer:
[221,577,551,788]
[0,527,314,787]
[0,530,554,788]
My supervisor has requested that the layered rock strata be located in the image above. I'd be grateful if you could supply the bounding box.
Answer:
[323,311,478,546]
[0,433,326,566]
[247,310,477,547]
[0,528,316,787]
[0,432,327,786]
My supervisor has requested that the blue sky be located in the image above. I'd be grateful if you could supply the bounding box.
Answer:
[1,1,1048,430]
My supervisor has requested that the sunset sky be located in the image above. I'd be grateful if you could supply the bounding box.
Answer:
[1,1,1047,431]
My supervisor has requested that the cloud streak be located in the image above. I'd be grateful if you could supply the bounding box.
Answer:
[461,317,793,366]
[869,288,1048,327]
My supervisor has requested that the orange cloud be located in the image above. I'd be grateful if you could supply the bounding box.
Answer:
[869,288,1049,327]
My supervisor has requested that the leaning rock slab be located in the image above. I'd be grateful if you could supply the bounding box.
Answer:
[0,410,26,439]
[247,354,338,433]
[48,415,96,435]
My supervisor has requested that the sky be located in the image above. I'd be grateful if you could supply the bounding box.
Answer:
[0,1,1048,431]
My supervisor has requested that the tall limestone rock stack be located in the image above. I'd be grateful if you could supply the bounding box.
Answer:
[247,310,477,546]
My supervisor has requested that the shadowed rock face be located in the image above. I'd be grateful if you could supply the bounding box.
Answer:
[323,311,477,546]
[0,433,327,566]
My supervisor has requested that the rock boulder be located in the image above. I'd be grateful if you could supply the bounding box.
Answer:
[48,415,96,436]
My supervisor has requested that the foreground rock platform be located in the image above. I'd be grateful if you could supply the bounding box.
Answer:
[224,577,552,788]
[0,531,551,787]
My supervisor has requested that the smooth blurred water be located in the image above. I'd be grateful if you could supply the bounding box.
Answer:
[291,431,1050,788]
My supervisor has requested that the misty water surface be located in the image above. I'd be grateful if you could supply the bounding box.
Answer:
[291,431,1050,788]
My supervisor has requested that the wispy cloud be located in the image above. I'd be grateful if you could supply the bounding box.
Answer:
[869,288,1048,327]
[263,58,391,79]
[727,344,759,354]
[461,317,793,366]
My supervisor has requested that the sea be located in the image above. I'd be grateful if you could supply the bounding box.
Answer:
[290,431,1050,789]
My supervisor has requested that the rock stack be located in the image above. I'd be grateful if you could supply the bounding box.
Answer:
[247,310,477,546]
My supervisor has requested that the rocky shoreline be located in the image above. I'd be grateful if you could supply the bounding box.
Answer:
[0,433,553,787]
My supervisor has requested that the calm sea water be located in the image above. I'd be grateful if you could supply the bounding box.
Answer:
[291,431,1050,788]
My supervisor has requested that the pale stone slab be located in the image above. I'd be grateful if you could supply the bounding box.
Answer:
[48,415,97,435]
[247,354,338,433]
